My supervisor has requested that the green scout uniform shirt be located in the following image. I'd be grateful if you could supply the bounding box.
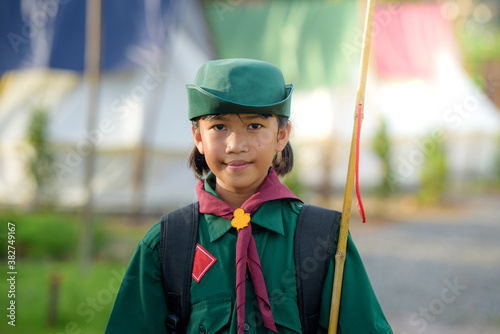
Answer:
[106,179,392,333]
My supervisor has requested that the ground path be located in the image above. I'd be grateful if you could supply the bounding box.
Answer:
[349,193,500,334]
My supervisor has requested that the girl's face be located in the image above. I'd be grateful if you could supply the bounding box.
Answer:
[192,114,290,197]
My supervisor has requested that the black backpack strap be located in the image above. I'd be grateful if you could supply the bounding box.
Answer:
[160,202,199,334]
[295,204,341,334]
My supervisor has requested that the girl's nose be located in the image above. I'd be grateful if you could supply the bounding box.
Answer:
[226,131,249,153]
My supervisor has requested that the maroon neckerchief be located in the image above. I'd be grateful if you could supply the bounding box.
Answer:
[196,167,300,333]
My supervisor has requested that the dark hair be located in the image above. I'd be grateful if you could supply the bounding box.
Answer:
[189,114,294,179]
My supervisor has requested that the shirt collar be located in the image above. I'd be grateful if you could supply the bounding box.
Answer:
[203,199,290,242]
[203,175,232,242]
[198,168,302,242]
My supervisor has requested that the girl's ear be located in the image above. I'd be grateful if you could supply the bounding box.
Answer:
[275,121,291,152]
[192,126,205,154]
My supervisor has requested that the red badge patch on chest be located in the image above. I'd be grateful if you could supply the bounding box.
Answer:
[192,243,217,282]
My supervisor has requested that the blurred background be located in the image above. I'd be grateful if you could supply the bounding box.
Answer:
[0,0,499,333]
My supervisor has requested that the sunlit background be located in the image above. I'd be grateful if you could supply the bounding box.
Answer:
[0,0,499,333]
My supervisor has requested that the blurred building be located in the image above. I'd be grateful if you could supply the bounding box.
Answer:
[0,0,499,212]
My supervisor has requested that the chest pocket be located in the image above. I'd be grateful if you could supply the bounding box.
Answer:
[186,296,303,334]
[187,298,232,334]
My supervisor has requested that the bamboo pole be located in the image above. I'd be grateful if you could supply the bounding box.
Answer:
[328,0,376,333]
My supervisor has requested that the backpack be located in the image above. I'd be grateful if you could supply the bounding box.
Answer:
[159,202,341,334]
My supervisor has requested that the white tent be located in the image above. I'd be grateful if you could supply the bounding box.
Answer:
[0,0,212,212]
[290,2,500,191]
[1,1,498,212]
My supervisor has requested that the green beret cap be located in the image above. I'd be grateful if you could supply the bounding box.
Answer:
[186,58,293,120]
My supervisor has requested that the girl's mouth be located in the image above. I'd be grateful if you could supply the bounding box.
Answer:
[225,160,251,172]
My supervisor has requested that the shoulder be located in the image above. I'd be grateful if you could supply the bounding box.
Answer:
[298,204,342,222]
[140,220,162,250]
[282,199,305,215]
[140,203,198,250]
[296,204,342,241]
[280,201,342,225]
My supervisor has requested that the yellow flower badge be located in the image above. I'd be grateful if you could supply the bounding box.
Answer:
[231,208,250,230]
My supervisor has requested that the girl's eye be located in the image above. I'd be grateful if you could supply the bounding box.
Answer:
[248,123,262,130]
[213,124,226,131]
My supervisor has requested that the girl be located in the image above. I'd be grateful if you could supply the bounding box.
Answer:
[105,58,392,333]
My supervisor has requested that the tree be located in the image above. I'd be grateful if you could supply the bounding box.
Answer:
[372,118,394,195]
[26,107,54,207]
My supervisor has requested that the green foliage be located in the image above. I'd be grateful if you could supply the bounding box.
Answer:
[0,211,109,260]
[0,210,136,334]
[458,19,500,64]
[26,107,55,204]
[372,118,394,195]
[417,130,448,204]
[0,261,126,334]
[18,216,78,260]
